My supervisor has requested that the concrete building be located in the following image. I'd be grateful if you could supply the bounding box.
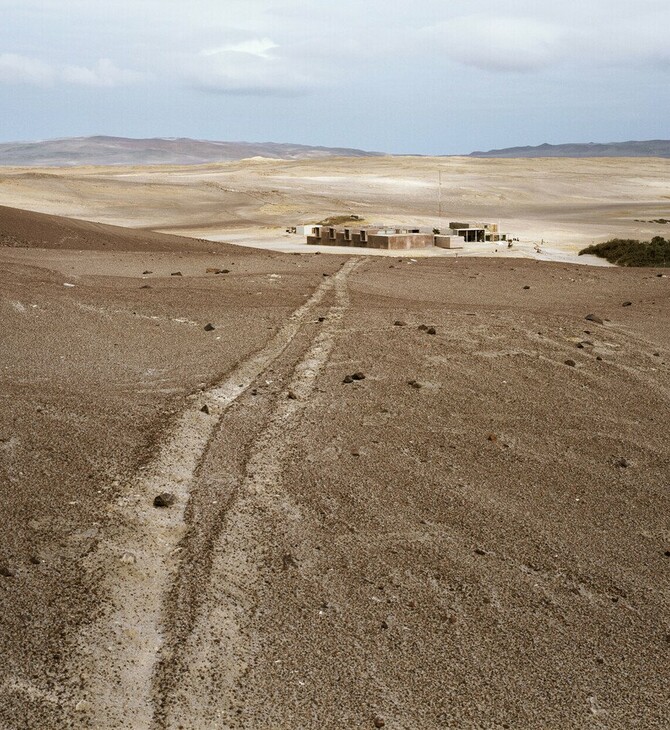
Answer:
[303,222,508,250]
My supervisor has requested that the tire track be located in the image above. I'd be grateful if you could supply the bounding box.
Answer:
[153,256,360,729]
[69,258,360,729]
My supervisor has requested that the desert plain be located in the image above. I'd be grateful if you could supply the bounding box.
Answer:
[0,156,669,729]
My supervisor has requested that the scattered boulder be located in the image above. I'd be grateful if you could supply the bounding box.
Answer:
[474,548,487,556]
[318,316,326,322]
[487,433,497,443]
[622,301,632,307]
[120,552,136,565]
[418,324,428,331]
[343,375,354,384]
[394,320,407,327]
[29,556,42,565]
[287,390,298,400]
[407,380,422,389]
[204,323,216,332]
[427,327,437,335]
[374,717,386,728]
[523,285,531,290]
[614,457,630,468]
[153,493,176,508]
[140,284,152,289]
[200,404,210,414]
[0,566,16,577]
[170,271,183,277]
[585,314,604,324]
[564,359,577,367]
[142,270,152,275]
[351,372,366,381]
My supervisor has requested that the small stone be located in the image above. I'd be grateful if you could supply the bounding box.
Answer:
[418,324,428,331]
[474,548,487,556]
[523,285,530,290]
[140,284,152,289]
[487,433,497,443]
[206,267,219,273]
[394,320,407,326]
[282,553,298,569]
[596,356,603,361]
[170,271,183,277]
[427,327,437,335]
[287,390,298,400]
[407,380,422,389]
[614,457,630,468]
[351,449,360,457]
[153,493,176,508]
[322,273,330,277]
[351,372,366,381]
[343,375,354,384]
[374,717,386,728]
[75,700,91,713]
[0,566,16,577]
[318,316,325,322]
[218,269,230,274]
[664,551,670,557]
[204,323,216,331]
[120,552,136,565]
[200,404,210,414]
[29,556,42,565]
[585,314,604,324]
[622,301,632,307]
[142,270,152,275]
[564,359,576,367]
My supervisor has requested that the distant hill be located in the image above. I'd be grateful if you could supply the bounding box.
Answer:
[0,136,383,167]
[469,140,670,158]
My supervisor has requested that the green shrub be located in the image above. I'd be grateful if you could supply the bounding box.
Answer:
[579,236,670,267]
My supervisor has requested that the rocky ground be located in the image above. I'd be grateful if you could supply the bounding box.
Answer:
[1,205,669,729]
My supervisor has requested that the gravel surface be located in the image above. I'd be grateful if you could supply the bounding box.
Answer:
[1,206,669,729]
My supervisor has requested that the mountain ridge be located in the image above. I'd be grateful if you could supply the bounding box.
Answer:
[469,140,670,158]
[0,135,384,167]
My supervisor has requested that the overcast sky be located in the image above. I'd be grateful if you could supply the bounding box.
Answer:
[1,0,669,154]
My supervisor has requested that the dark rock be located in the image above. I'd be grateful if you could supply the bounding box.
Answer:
[140,284,152,289]
[142,270,152,275]
[218,269,230,274]
[287,390,298,400]
[564,359,576,367]
[427,327,437,335]
[200,404,210,414]
[352,372,366,381]
[204,323,216,331]
[418,324,428,331]
[596,356,603,361]
[374,717,386,728]
[0,566,16,577]
[29,556,42,565]
[318,317,325,322]
[474,548,487,556]
[153,493,176,508]
[585,314,604,324]
[407,380,422,389]
[487,434,497,443]
[170,271,183,276]
[614,457,630,468]
[282,553,298,570]
[622,301,632,307]
[523,285,530,290]
[322,273,330,277]
[394,320,407,327]
[664,551,670,557]
[343,375,354,384]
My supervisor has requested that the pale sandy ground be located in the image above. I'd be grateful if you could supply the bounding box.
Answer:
[1,156,669,264]
[1,160,670,730]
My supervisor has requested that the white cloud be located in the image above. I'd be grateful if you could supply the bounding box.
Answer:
[0,53,55,85]
[0,53,145,87]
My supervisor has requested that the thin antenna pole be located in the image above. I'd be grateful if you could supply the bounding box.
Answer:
[438,169,442,222]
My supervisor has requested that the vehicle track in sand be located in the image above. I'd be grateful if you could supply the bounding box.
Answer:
[69,258,362,729]
[151,255,360,729]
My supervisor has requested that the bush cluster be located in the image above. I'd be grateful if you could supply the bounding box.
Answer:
[579,236,670,267]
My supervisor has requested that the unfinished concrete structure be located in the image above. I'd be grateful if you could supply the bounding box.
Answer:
[304,222,506,250]
[307,225,436,250]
